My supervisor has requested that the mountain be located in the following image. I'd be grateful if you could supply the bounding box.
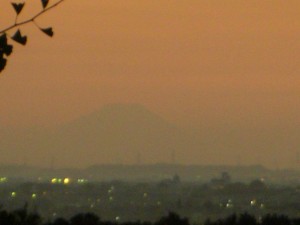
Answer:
[48,104,192,167]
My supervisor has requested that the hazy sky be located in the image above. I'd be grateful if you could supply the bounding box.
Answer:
[1,1,300,168]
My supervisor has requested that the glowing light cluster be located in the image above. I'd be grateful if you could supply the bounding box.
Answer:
[51,177,71,185]
[77,178,88,184]
[0,177,7,183]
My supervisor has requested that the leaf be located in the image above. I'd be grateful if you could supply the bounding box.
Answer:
[0,34,13,73]
[0,34,13,56]
[3,44,13,56]
[41,0,49,9]
[11,30,27,45]
[11,2,25,15]
[0,56,7,73]
[0,34,7,46]
[40,27,54,37]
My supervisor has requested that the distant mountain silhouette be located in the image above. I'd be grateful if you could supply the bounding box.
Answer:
[43,104,193,167]
[1,104,299,169]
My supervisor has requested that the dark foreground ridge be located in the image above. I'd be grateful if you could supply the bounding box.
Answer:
[1,208,300,225]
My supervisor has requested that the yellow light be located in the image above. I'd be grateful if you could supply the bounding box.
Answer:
[51,178,57,184]
[11,192,16,198]
[251,199,256,206]
[64,178,70,185]
[32,193,37,199]
[0,177,7,183]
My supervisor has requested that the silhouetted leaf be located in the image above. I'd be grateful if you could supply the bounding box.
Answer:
[3,44,13,56]
[40,27,54,37]
[0,56,7,72]
[0,34,13,56]
[41,0,49,9]
[11,2,25,15]
[0,33,13,73]
[0,34,7,46]
[11,30,27,45]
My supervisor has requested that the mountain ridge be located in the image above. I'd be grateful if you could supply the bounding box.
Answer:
[1,104,196,168]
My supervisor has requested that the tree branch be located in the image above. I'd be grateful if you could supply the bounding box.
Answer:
[0,0,65,34]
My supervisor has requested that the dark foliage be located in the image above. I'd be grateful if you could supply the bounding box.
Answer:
[0,34,13,72]
[0,207,41,225]
[204,213,300,225]
[0,208,299,225]
[70,213,100,225]
[0,0,63,73]
[261,214,292,225]
[155,212,189,225]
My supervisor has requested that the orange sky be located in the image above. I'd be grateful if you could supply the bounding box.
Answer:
[1,1,300,168]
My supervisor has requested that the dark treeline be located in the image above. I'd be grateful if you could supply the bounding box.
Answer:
[1,207,300,225]
[204,213,300,225]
